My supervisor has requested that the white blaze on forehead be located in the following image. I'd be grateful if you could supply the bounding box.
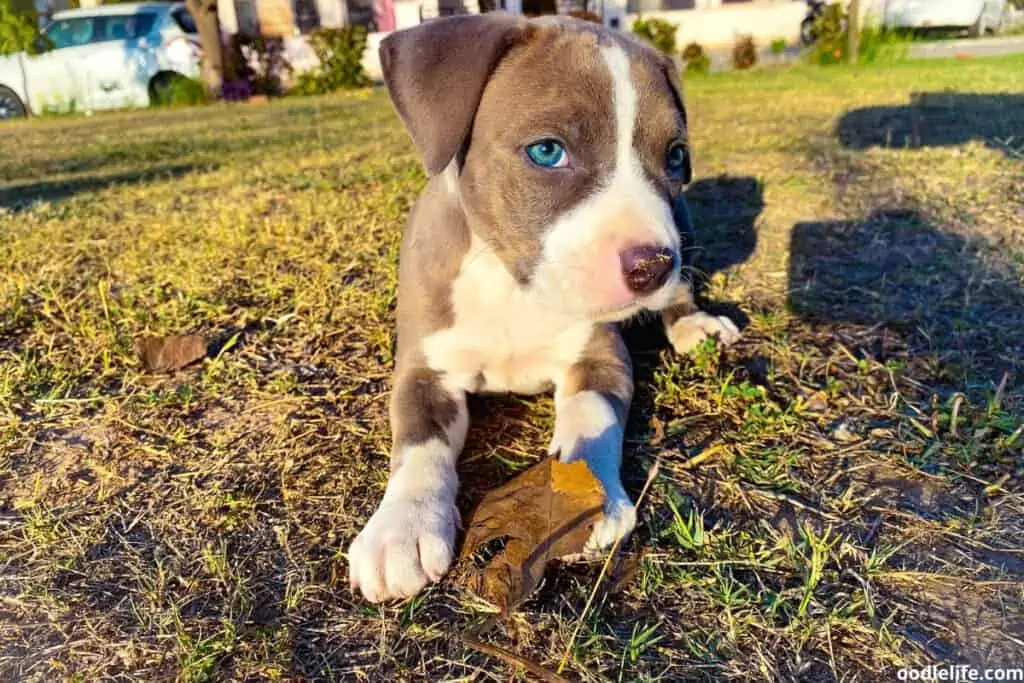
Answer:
[597,44,678,254]
[600,45,638,174]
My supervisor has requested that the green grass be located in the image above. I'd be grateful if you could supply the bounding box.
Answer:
[1,56,1023,680]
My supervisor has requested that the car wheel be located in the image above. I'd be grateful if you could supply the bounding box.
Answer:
[0,85,27,120]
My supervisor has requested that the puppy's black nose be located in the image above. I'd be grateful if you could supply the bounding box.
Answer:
[620,245,674,295]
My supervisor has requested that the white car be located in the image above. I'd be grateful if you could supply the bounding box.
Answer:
[883,0,1009,36]
[0,2,202,120]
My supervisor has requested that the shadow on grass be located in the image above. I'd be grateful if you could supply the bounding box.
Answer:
[0,163,210,211]
[788,208,1024,388]
[836,92,1024,156]
[623,174,763,485]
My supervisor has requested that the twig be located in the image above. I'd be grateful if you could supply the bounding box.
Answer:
[462,617,569,683]
[677,443,727,470]
[556,456,663,675]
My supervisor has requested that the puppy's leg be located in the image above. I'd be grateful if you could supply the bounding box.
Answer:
[348,366,468,602]
[662,282,740,354]
[548,325,636,553]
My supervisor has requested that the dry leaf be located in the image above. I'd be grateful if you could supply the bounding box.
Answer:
[134,335,208,373]
[459,457,605,614]
[804,390,829,412]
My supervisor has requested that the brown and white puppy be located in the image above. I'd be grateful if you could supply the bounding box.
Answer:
[348,13,739,603]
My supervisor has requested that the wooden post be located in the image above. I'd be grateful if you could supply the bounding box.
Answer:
[185,0,226,95]
[847,0,861,64]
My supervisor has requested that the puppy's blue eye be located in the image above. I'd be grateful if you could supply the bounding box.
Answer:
[525,139,568,168]
[666,142,689,180]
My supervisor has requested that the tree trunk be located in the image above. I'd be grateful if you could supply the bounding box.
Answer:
[185,0,225,96]
[847,0,861,65]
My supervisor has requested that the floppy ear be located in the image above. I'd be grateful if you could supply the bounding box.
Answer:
[379,13,530,175]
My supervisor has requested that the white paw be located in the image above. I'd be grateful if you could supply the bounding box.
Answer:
[668,311,741,354]
[586,497,636,553]
[348,493,458,603]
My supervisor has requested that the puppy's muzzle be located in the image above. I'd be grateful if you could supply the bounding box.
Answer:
[619,245,675,295]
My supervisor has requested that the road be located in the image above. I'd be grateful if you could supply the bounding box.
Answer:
[704,34,1024,72]
[907,35,1024,59]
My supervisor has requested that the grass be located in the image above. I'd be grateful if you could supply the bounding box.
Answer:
[1,55,1023,681]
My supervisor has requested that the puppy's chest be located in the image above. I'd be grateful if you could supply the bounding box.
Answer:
[420,247,593,395]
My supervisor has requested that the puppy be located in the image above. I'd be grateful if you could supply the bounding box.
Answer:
[348,13,739,602]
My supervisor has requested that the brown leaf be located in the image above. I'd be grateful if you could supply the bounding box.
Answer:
[134,335,208,373]
[459,457,605,614]
[804,390,829,413]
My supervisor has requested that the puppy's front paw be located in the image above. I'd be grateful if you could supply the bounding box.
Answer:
[586,497,636,554]
[668,311,740,354]
[348,493,458,603]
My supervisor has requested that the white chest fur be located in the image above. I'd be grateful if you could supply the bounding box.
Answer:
[421,239,595,395]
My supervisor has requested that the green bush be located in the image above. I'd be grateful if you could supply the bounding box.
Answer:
[808,3,847,65]
[732,34,757,70]
[681,42,710,75]
[0,0,49,56]
[857,25,910,64]
[150,73,208,107]
[631,17,678,56]
[807,4,910,66]
[770,37,787,55]
[292,26,370,96]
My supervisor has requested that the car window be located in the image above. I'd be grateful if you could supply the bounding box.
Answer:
[94,13,159,42]
[44,18,95,49]
[43,12,159,48]
[171,8,198,34]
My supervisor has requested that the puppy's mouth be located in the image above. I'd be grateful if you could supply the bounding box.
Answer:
[589,278,680,323]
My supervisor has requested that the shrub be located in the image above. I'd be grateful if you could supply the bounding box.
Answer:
[770,37,787,55]
[857,25,910,64]
[231,35,293,97]
[221,77,253,102]
[151,74,208,107]
[732,34,757,70]
[681,42,710,75]
[808,3,846,65]
[0,0,49,56]
[566,9,602,23]
[292,26,370,95]
[631,17,677,55]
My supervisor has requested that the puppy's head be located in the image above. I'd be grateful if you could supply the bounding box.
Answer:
[381,14,695,321]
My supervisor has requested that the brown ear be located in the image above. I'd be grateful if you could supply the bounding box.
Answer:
[379,13,530,175]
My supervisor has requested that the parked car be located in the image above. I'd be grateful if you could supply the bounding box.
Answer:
[0,2,201,120]
[883,0,1009,36]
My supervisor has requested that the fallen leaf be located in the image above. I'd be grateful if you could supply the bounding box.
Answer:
[830,420,859,443]
[134,334,208,373]
[459,457,605,614]
[803,390,829,413]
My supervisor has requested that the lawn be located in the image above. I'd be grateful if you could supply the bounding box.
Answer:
[1,55,1022,681]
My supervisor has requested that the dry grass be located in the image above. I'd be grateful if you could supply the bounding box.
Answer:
[1,56,1022,681]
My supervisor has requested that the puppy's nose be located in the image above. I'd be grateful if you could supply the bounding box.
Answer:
[619,245,675,295]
